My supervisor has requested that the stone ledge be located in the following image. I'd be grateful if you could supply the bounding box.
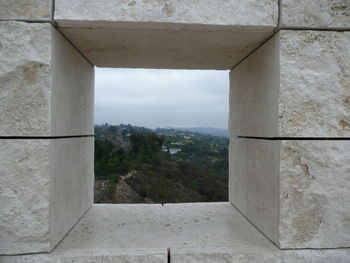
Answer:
[1,203,349,262]
[172,247,350,263]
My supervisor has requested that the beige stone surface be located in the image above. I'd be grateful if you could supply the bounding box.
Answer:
[229,138,280,244]
[246,139,280,243]
[230,30,350,137]
[172,247,350,263]
[56,203,272,250]
[229,138,350,248]
[0,138,94,255]
[49,137,94,248]
[279,30,350,137]
[0,22,94,254]
[281,0,350,28]
[229,33,280,137]
[0,140,50,254]
[279,140,350,248]
[0,249,167,263]
[0,203,276,261]
[2,204,350,262]
[0,21,94,136]
[59,27,273,70]
[55,0,278,28]
[51,28,95,136]
[0,0,52,21]
[0,22,51,136]
[55,0,278,69]
[229,139,248,214]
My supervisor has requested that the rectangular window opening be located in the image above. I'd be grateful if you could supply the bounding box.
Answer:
[94,68,229,204]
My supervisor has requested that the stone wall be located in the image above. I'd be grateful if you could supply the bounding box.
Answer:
[229,23,350,248]
[0,20,94,254]
[0,0,349,257]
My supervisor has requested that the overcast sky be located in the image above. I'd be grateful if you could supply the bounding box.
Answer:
[94,68,229,129]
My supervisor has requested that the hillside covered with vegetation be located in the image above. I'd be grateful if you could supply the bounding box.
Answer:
[94,124,228,203]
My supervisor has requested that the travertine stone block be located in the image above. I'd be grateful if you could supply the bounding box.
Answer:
[246,139,280,243]
[0,250,167,263]
[0,138,94,255]
[49,137,94,248]
[0,0,52,21]
[0,140,50,254]
[279,30,350,137]
[230,138,280,243]
[230,30,350,248]
[51,27,94,136]
[0,22,51,136]
[55,0,278,28]
[229,34,280,137]
[172,247,350,263]
[58,27,275,70]
[54,0,278,69]
[229,139,248,215]
[229,139,350,248]
[280,140,350,248]
[0,22,94,255]
[1,204,350,262]
[0,21,94,136]
[281,0,350,28]
[230,30,350,137]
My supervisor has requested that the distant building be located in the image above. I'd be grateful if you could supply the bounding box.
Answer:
[169,148,181,155]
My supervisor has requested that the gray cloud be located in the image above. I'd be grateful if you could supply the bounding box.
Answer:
[95,68,229,129]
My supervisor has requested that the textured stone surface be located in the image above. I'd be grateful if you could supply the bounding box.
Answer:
[172,247,350,263]
[0,0,52,21]
[0,140,50,254]
[55,203,273,250]
[0,203,275,260]
[229,139,350,248]
[55,0,278,28]
[279,140,350,248]
[0,22,94,254]
[230,30,350,137]
[279,30,350,137]
[0,22,51,136]
[0,138,94,255]
[281,0,350,28]
[55,0,278,69]
[2,204,350,262]
[0,21,94,136]
[3,249,350,263]
[0,249,167,263]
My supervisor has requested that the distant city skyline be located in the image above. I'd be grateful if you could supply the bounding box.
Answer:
[94,68,229,129]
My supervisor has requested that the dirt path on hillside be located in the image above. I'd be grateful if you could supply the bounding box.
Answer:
[95,172,154,204]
